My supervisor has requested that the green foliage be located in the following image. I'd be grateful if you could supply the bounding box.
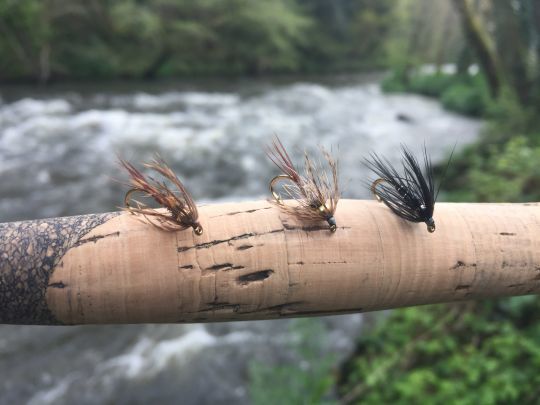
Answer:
[248,318,337,405]
[339,297,540,404]
[483,91,540,143]
[295,0,394,72]
[444,136,540,203]
[380,68,409,92]
[0,0,48,79]
[408,73,456,97]
[0,0,398,81]
[440,81,487,117]
[382,71,489,117]
[381,68,461,97]
[466,137,540,202]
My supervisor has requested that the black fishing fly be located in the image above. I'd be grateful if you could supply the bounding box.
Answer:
[364,145,453,233]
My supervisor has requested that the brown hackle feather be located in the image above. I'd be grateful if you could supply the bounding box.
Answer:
[266,137,340,231]
[119,157,202,234]
[265,137,302,183]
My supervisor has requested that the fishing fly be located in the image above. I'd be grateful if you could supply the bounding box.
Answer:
[364,145,453,233]
[266,136,340,232]
[119,156,203,235]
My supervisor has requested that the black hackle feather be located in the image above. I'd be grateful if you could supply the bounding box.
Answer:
[364,145,442,232]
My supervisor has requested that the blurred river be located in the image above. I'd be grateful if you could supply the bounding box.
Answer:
[0,74,482,404]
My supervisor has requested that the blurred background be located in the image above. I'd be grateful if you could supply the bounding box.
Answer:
[0,0,539,403]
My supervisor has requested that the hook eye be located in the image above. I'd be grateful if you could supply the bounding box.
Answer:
[426,218,436,233]
[269,174,294,205]
[370,178,386,203]
[327,216,337,233]
[193,224,203,235]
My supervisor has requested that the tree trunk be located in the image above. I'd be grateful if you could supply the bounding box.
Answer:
[1,200,539,325]
[492,0,530,105]
[452,0,502,97]
[142,48,171,79]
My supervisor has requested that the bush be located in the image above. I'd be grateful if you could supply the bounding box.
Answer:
[338,297,540,404]
[381,69,409,92]
[483,90,540,143]
[444,136,540,202]
[441,82,487,116]
[382,70,489,117]
[408,73,456,97]
[382,70,456,97]
[467,137,540,202]
[248,319,337,405]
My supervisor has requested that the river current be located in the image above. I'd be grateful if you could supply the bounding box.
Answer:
[0,75,481,404]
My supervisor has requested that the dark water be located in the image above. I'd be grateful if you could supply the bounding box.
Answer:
[0,75,481,404]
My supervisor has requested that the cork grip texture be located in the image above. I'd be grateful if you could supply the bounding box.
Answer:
[43,200,540,324]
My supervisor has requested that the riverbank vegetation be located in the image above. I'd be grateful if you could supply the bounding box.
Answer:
[0,0,393,83]
[338,297,540,404]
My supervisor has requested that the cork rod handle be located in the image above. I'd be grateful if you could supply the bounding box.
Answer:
[1,200,539,325]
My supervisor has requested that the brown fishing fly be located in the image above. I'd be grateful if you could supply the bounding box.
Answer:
[266,136,340,232]
[119,156,203,235]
